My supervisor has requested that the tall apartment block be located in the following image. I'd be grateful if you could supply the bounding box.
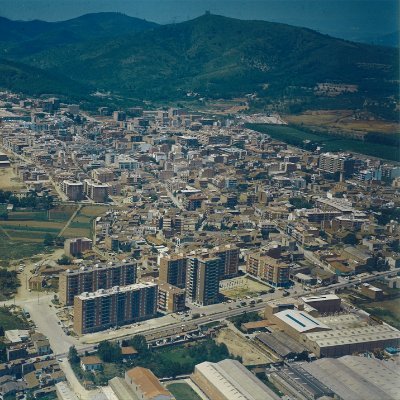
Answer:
[73,282,157,335]
[62,180,84,201]
[318,153,355,177]
[186,256,220,306]
[64,237,93,257]
[83,179,109,202]
[246,253,290,288]
[212,244,239,279]
[142,277,186,313]
[91,167,114,183]
[59,262,137,305]
[158,253,187,288]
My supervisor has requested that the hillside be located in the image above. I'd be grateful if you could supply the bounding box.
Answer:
[0,13,398,110]
[0,58,92,97]
[0,12,158,57]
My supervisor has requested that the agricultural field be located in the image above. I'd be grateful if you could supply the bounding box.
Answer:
[62,205,108,238]
[0,205,76,261]
[0,204,108,261]
[247,123,399,161]
[0,205,77,242]
[0,167,24,191]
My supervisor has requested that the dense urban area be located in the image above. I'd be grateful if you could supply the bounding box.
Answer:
[0,91,399,400]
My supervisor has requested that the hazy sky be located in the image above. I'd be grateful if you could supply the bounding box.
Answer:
[0,0,398,40]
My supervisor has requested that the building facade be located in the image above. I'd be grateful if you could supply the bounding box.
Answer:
[158,254,187,289]
[59,262,137,305]
[213,244,240,279]
[73,282,157,335]
[247,253,291,287]
[61,181,84,201]
[186,256,220,306]
[64,237,93,257]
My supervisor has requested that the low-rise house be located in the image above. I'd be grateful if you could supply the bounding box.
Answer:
[80,356,103,372]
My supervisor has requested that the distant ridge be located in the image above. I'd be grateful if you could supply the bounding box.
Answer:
[0,12,397,111]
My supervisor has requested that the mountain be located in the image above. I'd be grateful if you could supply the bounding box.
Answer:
[0,12,158,57]
[0,13,398,109]
[0,58,93,97]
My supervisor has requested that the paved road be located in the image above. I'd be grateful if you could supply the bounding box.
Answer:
[59,358,100,400]
[17,295,80,354]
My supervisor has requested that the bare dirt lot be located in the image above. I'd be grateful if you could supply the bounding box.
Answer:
[220,276,271,300]
[0,167,24,190]
[215,327,273,365]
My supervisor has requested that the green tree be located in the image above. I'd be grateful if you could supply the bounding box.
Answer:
[43,233,54,246]
[57,254,72,265]
[289,197,313,209]
[68,345,80,364]
[0,342,6,363]
[54,236,65,246]
[342,232,358,245]
[129,335,148,353]
[98,340,121,363]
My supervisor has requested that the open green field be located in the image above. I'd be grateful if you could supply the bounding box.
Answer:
[0,204,108,260]
[342,283,400,329]
[0,205,77,261]
[167,383,201,400]
[247,123,399,161]
[358,298,400,330]
[0,231,48,263]
[0,205,77,244]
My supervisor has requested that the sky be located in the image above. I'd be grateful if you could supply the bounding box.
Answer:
[0,0,398,41]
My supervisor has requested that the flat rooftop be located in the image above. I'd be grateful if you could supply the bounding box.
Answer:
[302,356,400,400]
[274,310,331,333]
[77,282,157,300]
[194,359,280,400]
[301,294,340,303]
[305,324,400,347]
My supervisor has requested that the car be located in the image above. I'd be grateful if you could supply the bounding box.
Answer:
[58,358,63,362]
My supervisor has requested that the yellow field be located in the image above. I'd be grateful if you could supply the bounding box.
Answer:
[80,205,109,216]
[285,110,400,135]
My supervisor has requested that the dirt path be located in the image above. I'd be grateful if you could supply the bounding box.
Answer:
[58,204,82,237]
